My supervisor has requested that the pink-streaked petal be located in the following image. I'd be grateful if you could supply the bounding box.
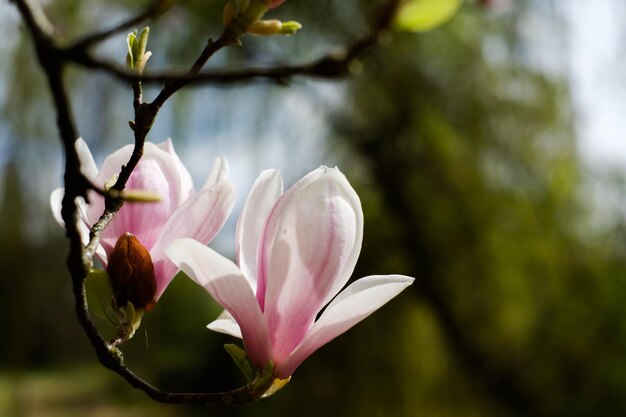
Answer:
[207,309,242,339]
[166,238,272,368]
[150,181,236,299]
[258,166,364,361]
[202,157,230,190]
[75,138,98,180]
[274,275,414,378]
[99,159,174,251]
[236,169,283,292]
[157,139,195,197]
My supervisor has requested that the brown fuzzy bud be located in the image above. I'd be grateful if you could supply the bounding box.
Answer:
[107,233,157,312]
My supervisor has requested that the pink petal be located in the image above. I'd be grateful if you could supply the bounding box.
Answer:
[166,238,272,368]
[99,159,174,251]
[202,157,230,190]
[258,166,364,362]
[274,275,414,378]
[207,309,242,339]
[236,169,283,293]
[150,181,236,299]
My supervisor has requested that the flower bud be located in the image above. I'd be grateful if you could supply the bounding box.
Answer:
[107,233,157,312]
[126,27,152,74]
[247,19,302,36]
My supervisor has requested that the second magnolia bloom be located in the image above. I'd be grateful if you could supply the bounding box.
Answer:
[51,138,236,305]
[167,166,414,378]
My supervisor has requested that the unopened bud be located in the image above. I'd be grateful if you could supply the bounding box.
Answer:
[126,27,152,73]
[107,233,156,312]
[247,19,282,36]
[247,19,302,36]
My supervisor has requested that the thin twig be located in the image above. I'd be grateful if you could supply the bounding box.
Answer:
[55,0,403,87]
[11,0,264,405]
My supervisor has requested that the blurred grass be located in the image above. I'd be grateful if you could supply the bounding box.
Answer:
[0,366,176,417]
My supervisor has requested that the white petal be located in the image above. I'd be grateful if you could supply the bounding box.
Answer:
[202,157,230,190]
[258,166,364,360]
[50,188,108,265]
[275,275,414,378]
[236,169,283,292]
[50,188,65,227]
[166,238,272,368]
[75,138,98,180]
[207,309,242,339]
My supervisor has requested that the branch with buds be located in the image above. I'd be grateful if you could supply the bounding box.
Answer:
[9,0,458,406]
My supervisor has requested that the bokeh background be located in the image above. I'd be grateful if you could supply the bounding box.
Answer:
[2,0,626,416]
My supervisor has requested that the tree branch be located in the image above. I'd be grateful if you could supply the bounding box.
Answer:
[54,0,402,87]
[10,0,270,405]
[11,0,404,406]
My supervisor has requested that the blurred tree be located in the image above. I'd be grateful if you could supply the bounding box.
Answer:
[325,3,626,417]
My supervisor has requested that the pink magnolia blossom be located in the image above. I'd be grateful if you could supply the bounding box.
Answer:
[167,166,413,378]
[51,138,235,301]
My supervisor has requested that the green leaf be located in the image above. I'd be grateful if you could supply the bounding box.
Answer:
[126,31,137,69]
[85,269,117,324]
[395,0,462,32]
[136,27,150,58]
[224,343,255,382]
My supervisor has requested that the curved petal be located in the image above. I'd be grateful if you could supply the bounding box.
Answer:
[166,238,272,368]
[236,169,283,292]
[202,157,230,190]
[50,188,65,228]
[275,275,414,378]
[151,181,236,299]
[75,138,98,180]
[258,166,364,361]
[157,139,195,197]
[207,309,242,339]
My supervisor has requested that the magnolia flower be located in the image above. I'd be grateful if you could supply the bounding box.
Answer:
[167,166,413,379]
[51,138,236,304]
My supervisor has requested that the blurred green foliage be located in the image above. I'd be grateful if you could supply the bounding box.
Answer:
[2,0,626,416]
